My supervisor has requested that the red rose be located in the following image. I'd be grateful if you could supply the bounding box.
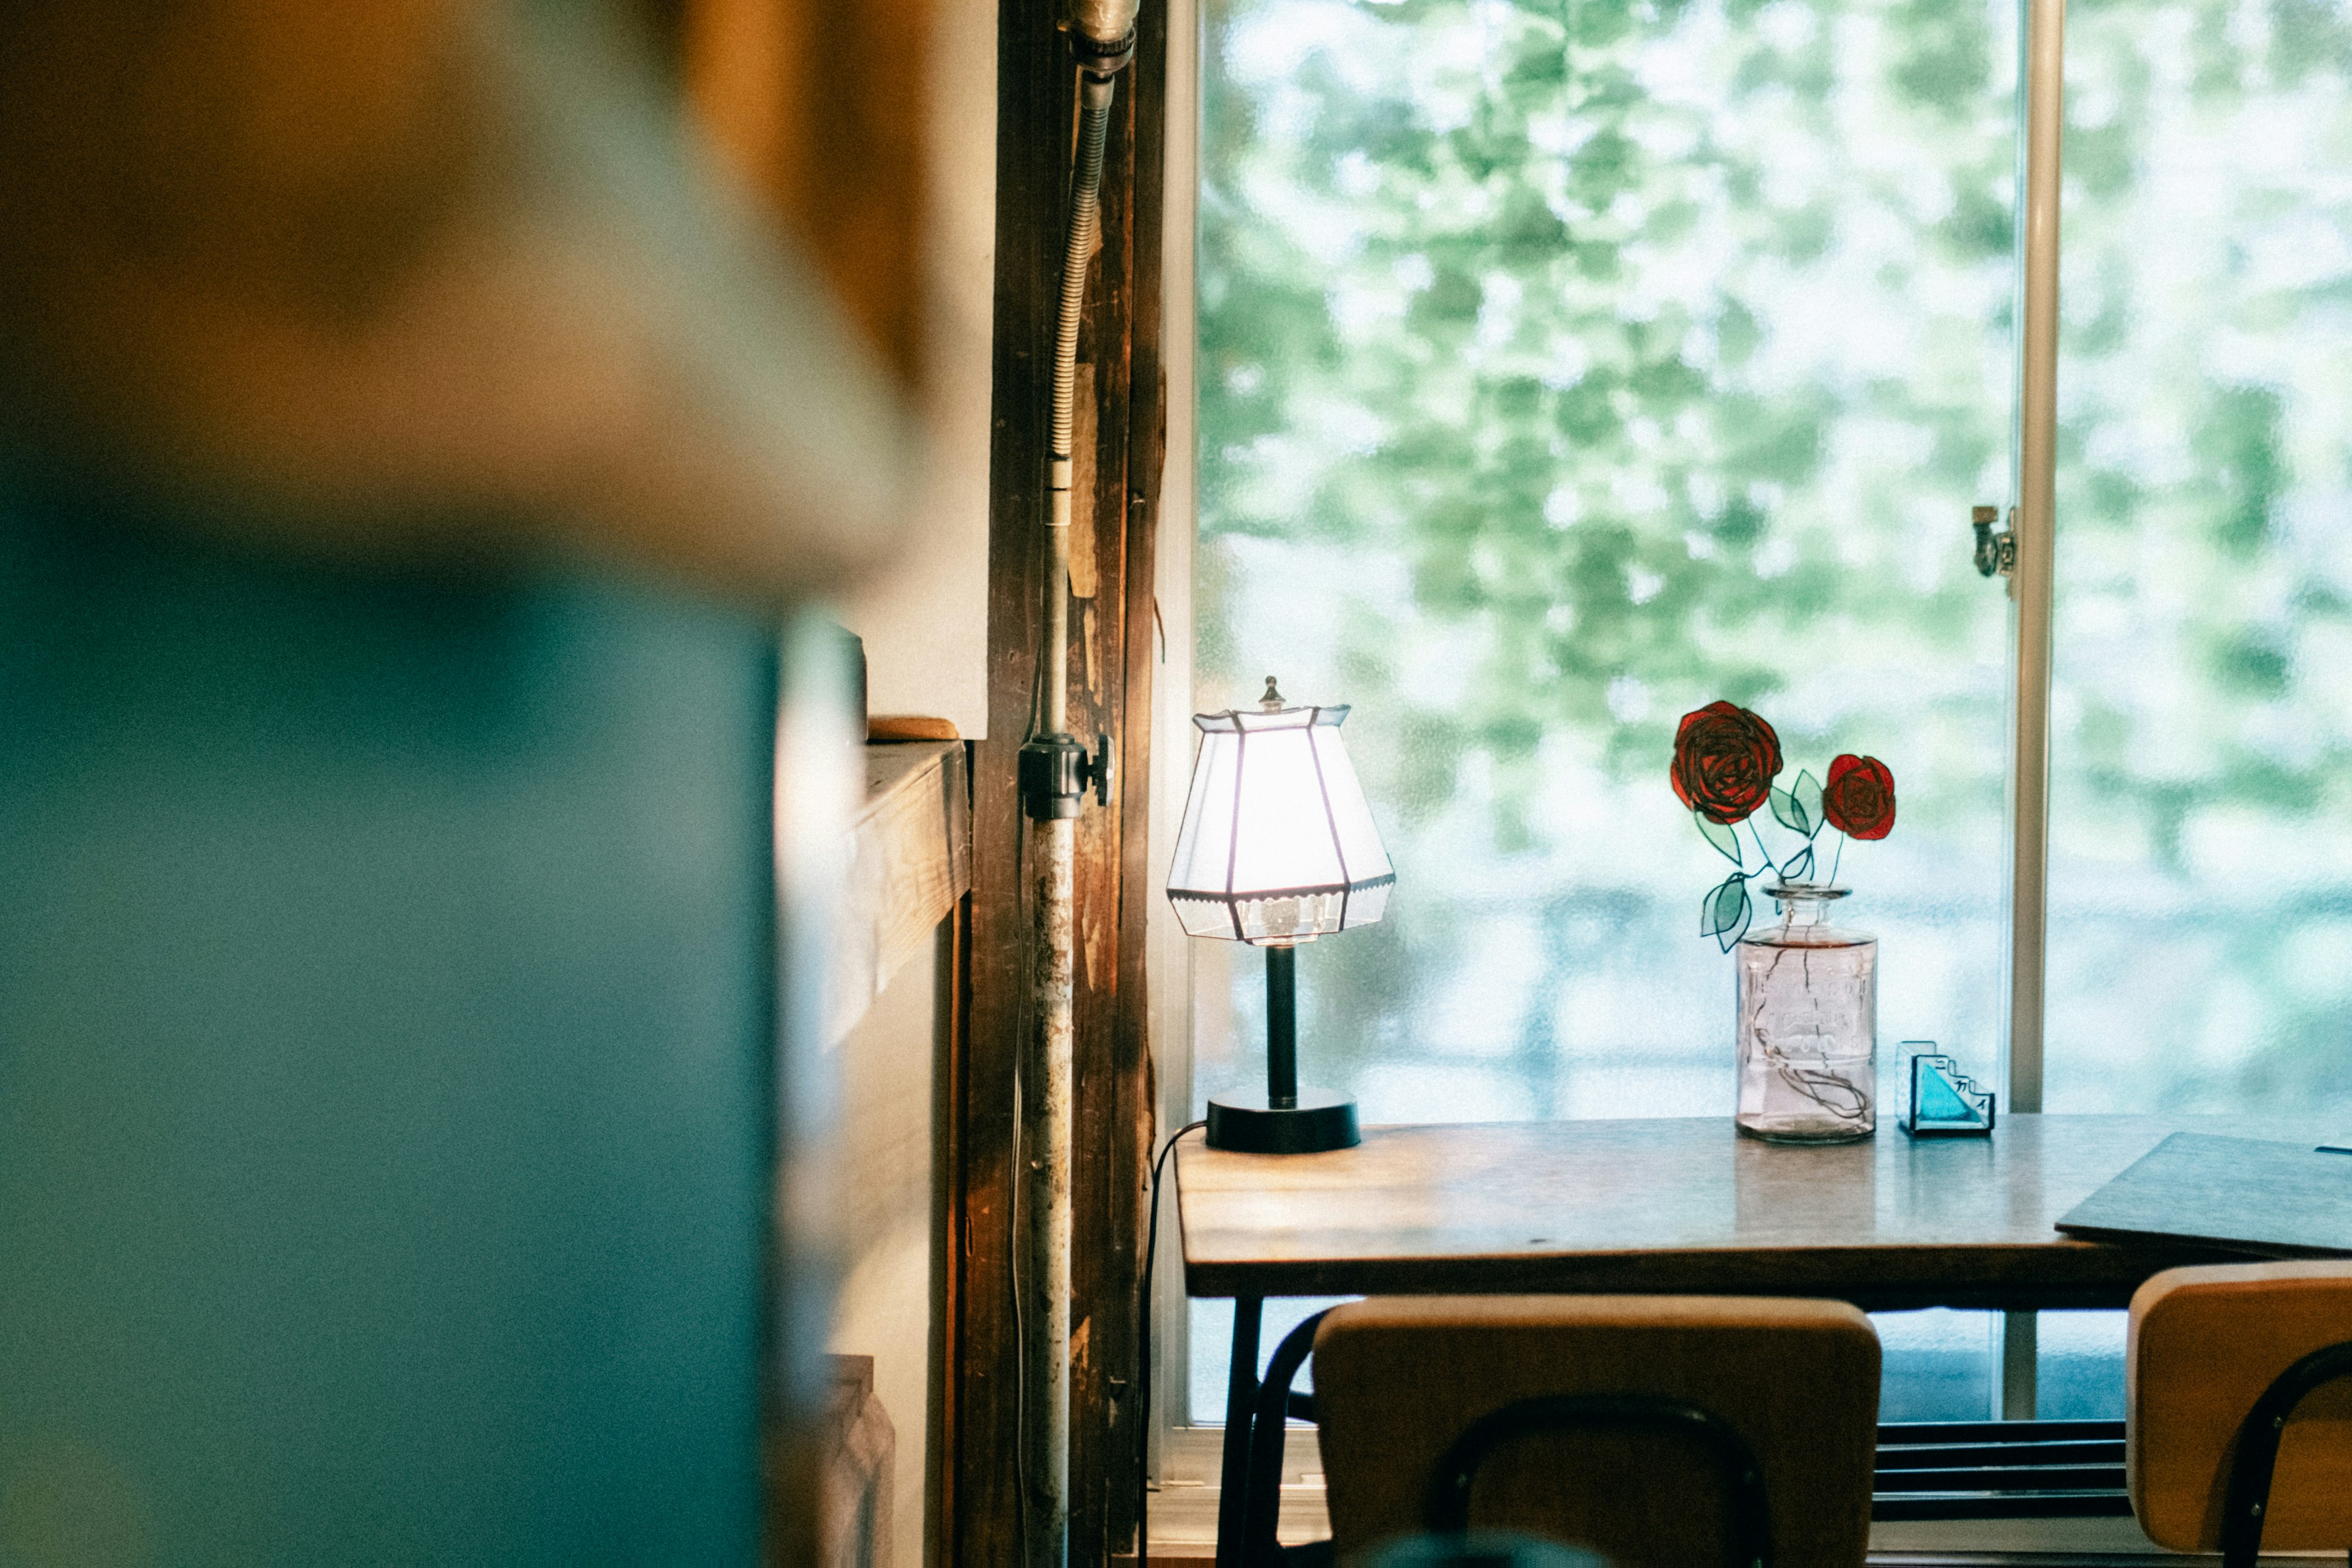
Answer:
[1670,701,1782,825]
[1822,753,1896,840]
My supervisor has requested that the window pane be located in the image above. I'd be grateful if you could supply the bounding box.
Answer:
[1874,1310,1998,1422]
[2037,1310,2127,1420]
[1185,0,2022,1434]
[1188,1296,1354,1423]
[2048,0,2352,1113]
[1196,0,2021,1126]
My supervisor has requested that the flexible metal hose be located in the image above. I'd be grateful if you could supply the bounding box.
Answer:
[1052,77,1116,472]
[1043,72,1117,735]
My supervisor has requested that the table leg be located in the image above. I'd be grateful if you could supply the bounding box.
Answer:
[1215,1296,1264,1568]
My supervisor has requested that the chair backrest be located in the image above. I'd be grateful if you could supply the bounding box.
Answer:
[1312,1295,1880,1568]
[2128,1259,2352,1552]
[1357,1533,1608,1567]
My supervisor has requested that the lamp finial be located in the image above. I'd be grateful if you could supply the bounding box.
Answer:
[1260,676,1284,710]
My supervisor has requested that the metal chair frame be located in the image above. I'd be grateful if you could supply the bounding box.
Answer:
[1423,1393,1774,1568]
[2213,1338,2352,1568]
[1239,1309,1333,1565]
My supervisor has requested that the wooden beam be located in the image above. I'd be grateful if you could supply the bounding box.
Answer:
[951,1,1057,1558]
[951,0,1163,1559]
[1072,1,1165,1556]
[1107,5,1168,1555]
[935,892,974,1566]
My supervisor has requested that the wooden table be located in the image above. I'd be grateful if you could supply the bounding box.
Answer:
[1174,1113,2340,1559]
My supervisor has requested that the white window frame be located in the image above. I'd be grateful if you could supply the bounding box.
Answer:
[2005,0,2067,1120]
[1147,0,1206,1447]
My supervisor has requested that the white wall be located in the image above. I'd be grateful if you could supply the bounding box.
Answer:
[826,924,949,1568]
[823,5,995,1558]
[839,0,997,739]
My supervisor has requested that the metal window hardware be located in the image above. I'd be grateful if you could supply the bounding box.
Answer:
[1972,505,2018,579]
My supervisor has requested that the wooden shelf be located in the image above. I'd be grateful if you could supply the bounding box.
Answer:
[829,740,970,1041]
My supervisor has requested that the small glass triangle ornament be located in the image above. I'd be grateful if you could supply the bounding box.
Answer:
[1916,1065,1976,1122]
[1901,1044,1997,1137]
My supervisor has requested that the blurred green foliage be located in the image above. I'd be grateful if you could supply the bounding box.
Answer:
[1200,0,2352,868]
[1199,0,2017,847]
[1196,0,2352,1114]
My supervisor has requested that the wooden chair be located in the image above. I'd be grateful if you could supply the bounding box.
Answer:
[1306,1295,1881,1568]
[2128,1260,2352,1565]
[1354,1536,1607,1567]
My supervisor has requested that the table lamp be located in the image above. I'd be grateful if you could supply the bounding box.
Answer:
[1166,678,1394,1152]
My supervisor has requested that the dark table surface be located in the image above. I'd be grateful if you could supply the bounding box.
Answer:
[1175,1113,2346,1310]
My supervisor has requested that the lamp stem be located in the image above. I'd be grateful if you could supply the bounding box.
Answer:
[1266,943,1298,1109]
[1207,941,1355,1155]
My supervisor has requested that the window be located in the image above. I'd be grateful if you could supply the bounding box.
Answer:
[2046,0,2352,1112]
[1157,0,2352,1453]
[1193,0,2017,1129]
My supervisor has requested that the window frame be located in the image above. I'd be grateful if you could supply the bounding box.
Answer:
[1148,0,1206,1443]
[1147,0,2074,1476]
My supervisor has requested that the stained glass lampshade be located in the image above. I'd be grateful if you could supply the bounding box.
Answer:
[1166,685,1393,945]
[1167,679,1393,1152]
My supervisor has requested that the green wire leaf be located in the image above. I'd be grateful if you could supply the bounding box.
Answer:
[1694,811,1743,867]
[1699,877,1728,937]
[1770,783,1812,837]
[1701,873,1752,950]
[1784,843,1815,883]
[1717,879,1755,951]
[1795,770,1825,839]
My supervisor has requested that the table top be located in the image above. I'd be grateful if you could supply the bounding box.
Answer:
[1174,1114,2347,1311]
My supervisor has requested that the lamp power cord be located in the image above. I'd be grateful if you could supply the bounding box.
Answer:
[1137,1118,1208,1562]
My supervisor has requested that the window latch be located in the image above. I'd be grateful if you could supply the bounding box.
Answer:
[1971,505,2017,579]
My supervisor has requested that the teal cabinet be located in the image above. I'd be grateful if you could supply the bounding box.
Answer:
[0,491,777,1565]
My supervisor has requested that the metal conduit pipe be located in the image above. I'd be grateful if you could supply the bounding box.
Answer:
[1016,6,1137,1562]
[1019,789,1078,1568]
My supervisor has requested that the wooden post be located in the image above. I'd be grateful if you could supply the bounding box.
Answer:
[954,0,1164,1561]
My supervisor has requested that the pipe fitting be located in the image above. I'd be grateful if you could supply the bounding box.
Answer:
[1072,28,1136,75]
[1018,732,1113,820]
[1066,0,1142,52]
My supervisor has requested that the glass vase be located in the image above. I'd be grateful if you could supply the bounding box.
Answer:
[1735,882,1876,1142]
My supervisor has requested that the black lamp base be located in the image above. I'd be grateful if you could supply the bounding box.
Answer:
[1205,1087,1360,1154]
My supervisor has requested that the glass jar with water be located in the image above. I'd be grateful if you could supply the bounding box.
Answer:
[1735,882,1875,1142]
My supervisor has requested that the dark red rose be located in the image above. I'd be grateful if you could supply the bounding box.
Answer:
[1822,753,1896,840]
[1670,701,1782,825]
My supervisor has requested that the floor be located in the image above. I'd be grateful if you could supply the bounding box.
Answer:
[1139,1477,2347,1562]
